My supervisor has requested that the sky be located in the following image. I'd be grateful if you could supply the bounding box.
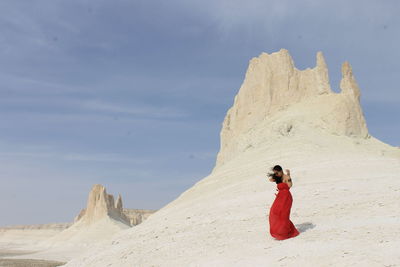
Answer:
[0,0,399,226]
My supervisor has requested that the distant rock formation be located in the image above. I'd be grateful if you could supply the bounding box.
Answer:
[0,185,158,249]
[213,48,369,171]
[123,208,156,226]
[73,184,157,226]
[74,184,130,225]
[40,184,158,246]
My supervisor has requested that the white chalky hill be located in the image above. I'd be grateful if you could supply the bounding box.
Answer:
[63,49,400,267]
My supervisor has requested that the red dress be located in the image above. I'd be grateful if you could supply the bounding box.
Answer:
[269,182,300,240]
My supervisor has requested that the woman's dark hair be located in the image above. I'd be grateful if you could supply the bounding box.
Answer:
[267,165,283,184]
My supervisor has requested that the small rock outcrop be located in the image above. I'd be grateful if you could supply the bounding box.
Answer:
[75,184,130,225]
[73,184,158,226]
[123,208,157,226]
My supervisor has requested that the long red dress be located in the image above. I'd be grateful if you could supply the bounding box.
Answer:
[269,182,300,240]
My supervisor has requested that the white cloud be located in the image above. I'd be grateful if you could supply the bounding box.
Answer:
[0,150,151,164]
[81,99,189,119]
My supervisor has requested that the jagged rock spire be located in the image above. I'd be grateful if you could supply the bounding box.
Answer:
[212,49,369,172]
[115,194,123,211]
[76,184,130,225]
[315,51,332,94]
[340,61,361,101]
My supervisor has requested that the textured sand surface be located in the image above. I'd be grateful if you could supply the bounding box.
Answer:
[62,135,400,266]
[0,250,65,267]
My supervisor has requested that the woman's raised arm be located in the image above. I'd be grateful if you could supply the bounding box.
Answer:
[285,169,293,188]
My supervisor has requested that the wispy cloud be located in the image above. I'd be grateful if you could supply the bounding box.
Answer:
[81,99,188,119]
[0,151,151,164]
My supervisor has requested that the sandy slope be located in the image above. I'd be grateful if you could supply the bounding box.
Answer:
[0,223,71,252]
[1,215,131,263]
[62,131,400,266]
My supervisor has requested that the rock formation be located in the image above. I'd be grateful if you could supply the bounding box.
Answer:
[0,184,157,255]
[6,184,158,245]
[74,184,130,225]
[115,194,123,211]
[123,208,156,226]
[213,49,369,171]
[40,185,132,246]
[73,185,157,226]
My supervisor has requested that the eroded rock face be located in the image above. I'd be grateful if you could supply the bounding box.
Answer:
[123,209,156,226]
[76,184,130,225]
[115,194,123,211]
[213,49,369,171]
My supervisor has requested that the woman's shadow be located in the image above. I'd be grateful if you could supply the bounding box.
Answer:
[295,222,315,233]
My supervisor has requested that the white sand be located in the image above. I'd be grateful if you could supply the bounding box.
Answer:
[1,215,131,262]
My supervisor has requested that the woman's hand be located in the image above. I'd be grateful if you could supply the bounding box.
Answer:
[269,177,275,182]
[285,169,291,176]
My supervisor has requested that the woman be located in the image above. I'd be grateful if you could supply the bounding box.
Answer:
[267,165,300,240]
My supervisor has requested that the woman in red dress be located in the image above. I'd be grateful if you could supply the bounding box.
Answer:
[267,165,300,240]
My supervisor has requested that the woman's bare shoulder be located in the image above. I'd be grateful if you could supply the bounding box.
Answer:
[282,174,292,187]
[282,174,290,181]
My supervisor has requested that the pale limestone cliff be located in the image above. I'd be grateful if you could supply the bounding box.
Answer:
[213,49,369,171]
[115,194,123,211]
[123,208,157,226]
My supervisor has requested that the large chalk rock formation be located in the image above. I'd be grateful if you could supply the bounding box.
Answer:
[213,49,369,171]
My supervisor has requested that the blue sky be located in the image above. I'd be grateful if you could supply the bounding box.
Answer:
[0,0,399,226]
